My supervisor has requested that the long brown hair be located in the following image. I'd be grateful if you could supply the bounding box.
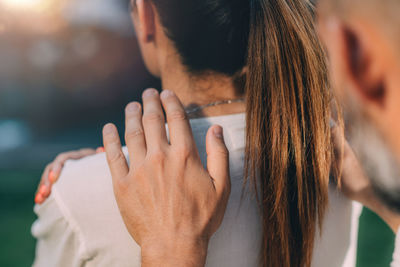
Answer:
[145,0,333,265]
[245,0,333,266]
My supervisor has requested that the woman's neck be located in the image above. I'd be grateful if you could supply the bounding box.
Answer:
[159,57,245,118]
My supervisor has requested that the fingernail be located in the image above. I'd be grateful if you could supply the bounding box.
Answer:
[142,88,158,98]
[96,147,105,153]
[160,90,174,99]
[126,102,140,113]
[103,123,115,135]
[35,194,43,204]
[213,126,223,139]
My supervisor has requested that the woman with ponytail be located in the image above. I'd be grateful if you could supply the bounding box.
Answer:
[33,0,360,266]
[245,1,336,266]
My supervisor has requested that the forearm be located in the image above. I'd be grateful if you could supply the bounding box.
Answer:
[373,204,400,233]
[363,189,400,233]
[141,239,208,267]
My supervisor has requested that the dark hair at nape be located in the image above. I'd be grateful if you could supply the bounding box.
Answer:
[151,0,250,76]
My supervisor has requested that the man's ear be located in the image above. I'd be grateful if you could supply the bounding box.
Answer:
[321,17,386,107]
[319,15,386,107]
[132,0,156,43]
[341,23,385,106]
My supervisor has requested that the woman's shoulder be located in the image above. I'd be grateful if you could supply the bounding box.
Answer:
[54,146,129,191]
[53,151,117,205]
[48,148,141,264]
[51,147,126,224]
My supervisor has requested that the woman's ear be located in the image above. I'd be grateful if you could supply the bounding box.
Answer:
[132,0,156,43]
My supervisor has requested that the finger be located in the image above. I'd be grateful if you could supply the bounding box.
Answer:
[40,172,52,199]
[50,163,62,183]
[206,125,230,196]
[54,149,96,163]
[160,90,195,149]
[141,88,168,152]
[331,124,347,163]
[103,123,129,180]
[35,193,44,204]
[39,184,52,200]
[78,148,97,157]
[125,102,146,167]
[96,147,105,153]
[37,148,98,203]
[330,124,348,185]
[35,165,52,204]
[39,166,54,202]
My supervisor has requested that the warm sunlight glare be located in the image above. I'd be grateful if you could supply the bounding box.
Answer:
[1,0,46,10]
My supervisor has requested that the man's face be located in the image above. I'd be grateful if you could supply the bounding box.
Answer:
[317,5,400,211]
[342,89,400,210]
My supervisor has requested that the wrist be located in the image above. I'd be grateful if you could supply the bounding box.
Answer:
[141,237,209,267]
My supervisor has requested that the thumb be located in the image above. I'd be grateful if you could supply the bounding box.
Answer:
[206,125,230,195]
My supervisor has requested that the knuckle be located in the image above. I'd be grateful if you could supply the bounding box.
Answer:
[55,153,68,162]
[176,144,192,159]
[79,148,92,154]
[114,177,130,192]
[220,145,229,155]
[134,166,146,180]
[216,146,229,156]
[149,150,166,164]
[104,136,120,147]
[143,112,163,123]
[168,110,186,122]
[108,151,126,164]
[125,128,144,140]
[54,153,64,161]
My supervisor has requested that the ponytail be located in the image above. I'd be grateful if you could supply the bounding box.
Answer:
[148,0,333,265]
[244,1,333,266]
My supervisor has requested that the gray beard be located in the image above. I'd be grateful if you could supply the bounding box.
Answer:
[345,100,400,212]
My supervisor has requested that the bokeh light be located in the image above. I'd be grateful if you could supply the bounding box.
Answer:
[1,0,48,11]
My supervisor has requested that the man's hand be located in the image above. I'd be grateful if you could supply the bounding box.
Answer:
[102,89,231,267]
[332,126,400,232]
[331,126,371,204]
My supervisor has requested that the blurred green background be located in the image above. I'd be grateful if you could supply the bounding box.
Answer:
[358,209,395,267]
[0,170,39,267]
[0,0,158,266]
